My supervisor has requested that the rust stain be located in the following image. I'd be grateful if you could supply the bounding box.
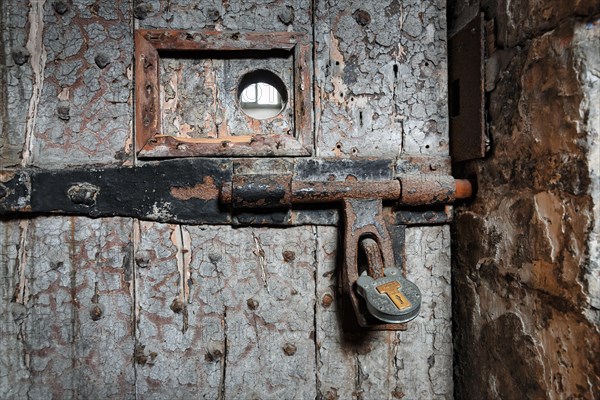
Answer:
[170,176,219,200]
[321,293,334,308]
[282,250,296,262]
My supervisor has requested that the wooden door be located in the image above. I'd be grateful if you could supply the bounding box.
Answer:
[0,0,452,398]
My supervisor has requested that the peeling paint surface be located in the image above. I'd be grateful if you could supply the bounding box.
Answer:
[22,0,133,168]
[315,0,448,158]
[1,217,135,398]
[1,0,453,397]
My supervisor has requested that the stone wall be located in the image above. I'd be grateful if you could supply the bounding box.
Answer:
[449,1,600,398]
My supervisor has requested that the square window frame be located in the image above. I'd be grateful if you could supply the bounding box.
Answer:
[134,29,313,158]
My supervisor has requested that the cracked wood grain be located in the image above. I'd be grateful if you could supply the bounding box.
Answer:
[1,0,452,398]
[0,220,30,399]
[397,225,452,398]
[202,226,317,399]
[1,217,135,399]
[22,0,46,166]
[134,224,318,399]
[133,221,219,399]
[20,0,134,167]
[314,0,448,158]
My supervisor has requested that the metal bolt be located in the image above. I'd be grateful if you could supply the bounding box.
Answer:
[133,2,152,19]
[57,101,70,121]
[324,390,339,400]
[94,53,110,69]
[392,387,405,399]
[12,48,29,66]
[90,304,103,321]
[67,183,99,206]
[135,251,151,268]
[207,8,221,22]
[52,1,69,15]
[246,298,259,310]
[170,298,184,314]
[321,293,334,308]
[270,212,286,223]
[353,9,371,26]
[282,250,296,262]
[282,343,297,356]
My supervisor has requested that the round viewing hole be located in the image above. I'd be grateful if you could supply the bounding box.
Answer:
[238,70,288,120]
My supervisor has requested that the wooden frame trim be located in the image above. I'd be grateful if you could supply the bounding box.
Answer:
[134,29,313,158]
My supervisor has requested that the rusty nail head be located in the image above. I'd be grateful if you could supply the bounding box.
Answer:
[170,298,184,313]
[321,294,334,308]
[246,298,259,310]
[94,53,111,69]
[53,1,69,15]
[67,183,100,206]
[282,250,296,262]
[90,304,103,321]
[283,343,297,356]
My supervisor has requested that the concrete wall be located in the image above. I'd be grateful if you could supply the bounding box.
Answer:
[449,1,600,398]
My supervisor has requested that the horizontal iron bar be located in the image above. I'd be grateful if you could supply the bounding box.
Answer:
[221,175,471,207]
[0,157,465,226]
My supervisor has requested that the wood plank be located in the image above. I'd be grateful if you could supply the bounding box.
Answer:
[316,226,398,399]
[135,224,318,398]
[396,225,453,398]
[134,221,224,399]
[0,221,30,399]
[138,1,313,35]
[315,226,357,399]
[1,1,31,166]
[28,0,134,167]
[315,225,453,399]
[1,217,135,398]
[205,226,318,399]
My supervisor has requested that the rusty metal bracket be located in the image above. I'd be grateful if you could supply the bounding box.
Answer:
[449,13,487,162]
[342,199,401,329]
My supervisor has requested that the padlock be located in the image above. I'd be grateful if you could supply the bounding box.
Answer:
[357,267,421,324]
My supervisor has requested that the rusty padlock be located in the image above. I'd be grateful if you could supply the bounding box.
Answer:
[357,266,421,324]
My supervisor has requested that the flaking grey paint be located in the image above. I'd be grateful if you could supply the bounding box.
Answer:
[0,0,452,398]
